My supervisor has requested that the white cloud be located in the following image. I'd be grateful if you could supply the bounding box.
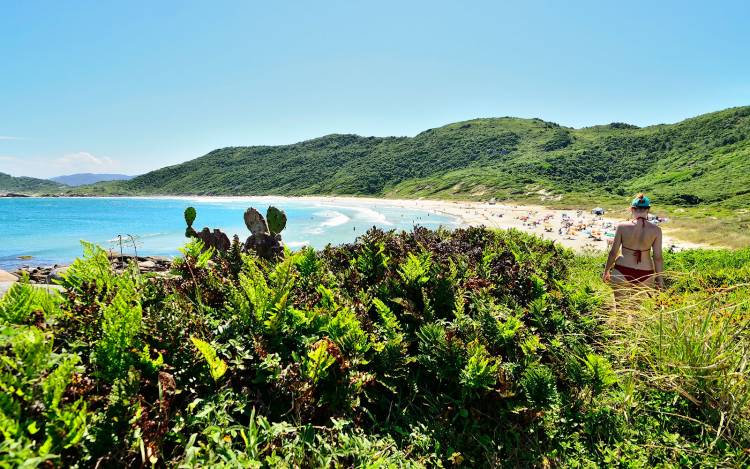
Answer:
[55,151,119,171]
[0,152,123,178]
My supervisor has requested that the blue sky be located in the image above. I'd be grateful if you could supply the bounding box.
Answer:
[1,0,748,178]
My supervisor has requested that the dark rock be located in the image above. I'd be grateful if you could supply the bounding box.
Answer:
[47,267,68,284]
[149,256,172,265]
[138,260,156,270]
[13,254,174,284]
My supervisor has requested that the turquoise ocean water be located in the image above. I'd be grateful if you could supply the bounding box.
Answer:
[0,197,457,269]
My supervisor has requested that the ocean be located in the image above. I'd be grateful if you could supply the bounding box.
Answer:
[0,197,458,269]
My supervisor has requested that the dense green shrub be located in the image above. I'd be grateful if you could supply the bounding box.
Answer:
[0,229,747,467]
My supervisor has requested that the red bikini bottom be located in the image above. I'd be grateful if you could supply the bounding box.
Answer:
[613,265,655,284]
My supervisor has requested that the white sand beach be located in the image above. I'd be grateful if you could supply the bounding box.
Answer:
[170,195,707,252]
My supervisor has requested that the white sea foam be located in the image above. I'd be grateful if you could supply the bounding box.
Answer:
[351,206,392,225]
[316,210,351,227]
[317,204,393,226]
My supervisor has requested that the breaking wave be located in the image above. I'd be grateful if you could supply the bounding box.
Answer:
[317,210,351,227]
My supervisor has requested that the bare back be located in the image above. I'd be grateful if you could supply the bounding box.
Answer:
[612,219,662,270]
[604,198,665,293]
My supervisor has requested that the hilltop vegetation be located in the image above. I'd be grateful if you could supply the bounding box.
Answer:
[78,106,750,210]
[1,223,748,467]
[0,172,64,194]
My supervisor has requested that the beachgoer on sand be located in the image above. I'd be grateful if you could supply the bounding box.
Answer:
[602,193,664,305]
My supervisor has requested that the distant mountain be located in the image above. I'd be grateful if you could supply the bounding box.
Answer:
[51,173,133,186]
[0,172,64,194]
[76,106,750,209]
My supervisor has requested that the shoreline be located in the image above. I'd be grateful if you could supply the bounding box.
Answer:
[302,195,707,252]
[2,194,711,252]
[125,194,710,251]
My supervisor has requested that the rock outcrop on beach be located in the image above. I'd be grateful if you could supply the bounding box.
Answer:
[108,253,174,274]
[12,254,173,285]
[0,193,31,198]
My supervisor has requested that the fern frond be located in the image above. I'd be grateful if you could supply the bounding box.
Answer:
[190,337,227,381]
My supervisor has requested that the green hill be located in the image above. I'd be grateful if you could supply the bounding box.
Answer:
[0,172,64,194]
[80,106,750,208]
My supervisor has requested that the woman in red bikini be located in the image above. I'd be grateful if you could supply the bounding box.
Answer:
[602,194,664,294]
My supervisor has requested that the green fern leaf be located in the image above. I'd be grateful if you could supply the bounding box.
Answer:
[190,337,227,381]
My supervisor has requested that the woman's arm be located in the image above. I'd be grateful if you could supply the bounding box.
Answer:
[652,228,664,288]
[602,226,622,282]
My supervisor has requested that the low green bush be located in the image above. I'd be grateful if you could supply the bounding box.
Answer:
[0,229,747,467]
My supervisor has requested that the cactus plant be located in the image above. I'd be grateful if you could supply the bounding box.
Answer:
[195,228,231,252]
[183,206,230,252]
[242,206,286,261]
[244,231,283,261]
[181,205,286,261]
[184,207,198,238]
[184,207,197,228]
[244,208,269,235]
[266,206,287,236]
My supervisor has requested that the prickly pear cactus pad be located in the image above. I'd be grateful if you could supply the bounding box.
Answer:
[184,207,198,237]
[244,207,269,235]
[184,207,197,227]
[266,206,287,236]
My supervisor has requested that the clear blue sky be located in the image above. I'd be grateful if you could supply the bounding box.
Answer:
[1,0,748,178]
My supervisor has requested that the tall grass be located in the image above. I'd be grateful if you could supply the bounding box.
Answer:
[596,248,750,452]
[664,210,750,249]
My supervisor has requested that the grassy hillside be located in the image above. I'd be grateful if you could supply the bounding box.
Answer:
[78,106,750,210]
[1,226,748,466]
[0,172,64,194]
